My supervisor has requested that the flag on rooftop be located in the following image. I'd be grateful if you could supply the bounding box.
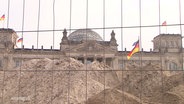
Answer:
[162,21,167,26]
[0,14,5,21]
[127,40,139,60]
[132,40,139,46]
[17,38,23,43]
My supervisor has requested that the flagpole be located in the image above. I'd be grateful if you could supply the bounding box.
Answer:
[3,20,5,28]
[162,21,167,34]
[138,36,140,51]
[0,14,5,28]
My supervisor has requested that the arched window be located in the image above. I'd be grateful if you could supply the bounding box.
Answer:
[169,62,177,70]
[0,60,2,68]
[15,60,22,67]
[161,41,166,47]
[118,60,124,69]
[171,41,174,47]
[166,41,169,47]
[175,41,178,47]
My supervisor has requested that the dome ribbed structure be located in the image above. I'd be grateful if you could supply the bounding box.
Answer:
[68,29,103,41]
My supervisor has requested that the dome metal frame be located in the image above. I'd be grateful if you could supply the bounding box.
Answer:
[68,29,103,41]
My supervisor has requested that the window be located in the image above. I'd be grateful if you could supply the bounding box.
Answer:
[15,60,22,67]
[106,58,112,67]
[118,60,124,69]
[0,60,2,68]
[86,58,93,64]
[169,62,177,70]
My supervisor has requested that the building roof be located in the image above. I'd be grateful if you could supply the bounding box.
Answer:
[68,29,103,41]
[153,33,182,40]
[0,28,16,33]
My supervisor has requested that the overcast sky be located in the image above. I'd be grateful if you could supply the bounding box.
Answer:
[0,0,184,51]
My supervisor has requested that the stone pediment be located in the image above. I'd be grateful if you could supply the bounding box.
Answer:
[70,41,116,53]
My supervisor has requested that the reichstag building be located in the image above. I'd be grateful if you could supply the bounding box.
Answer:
[0,28,183,70]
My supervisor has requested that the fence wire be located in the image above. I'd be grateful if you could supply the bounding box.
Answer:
[0,0,184,104]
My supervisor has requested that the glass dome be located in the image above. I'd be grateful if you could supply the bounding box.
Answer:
[68,29,103,41]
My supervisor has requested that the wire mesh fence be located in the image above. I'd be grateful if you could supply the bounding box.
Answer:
[0,0,184,104]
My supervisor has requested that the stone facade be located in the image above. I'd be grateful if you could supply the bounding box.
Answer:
[0,28,183,70]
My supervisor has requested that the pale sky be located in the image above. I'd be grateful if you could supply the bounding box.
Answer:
[0,0,184,51]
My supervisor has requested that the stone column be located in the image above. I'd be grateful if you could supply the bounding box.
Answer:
[94,55,97,62]
[113,57,118,70]
[103,58,106,64]
[84,57,87,64]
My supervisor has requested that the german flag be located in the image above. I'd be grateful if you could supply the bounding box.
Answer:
[0,14,5,21]
[127,40,139,60]
[162,21,167,26]
[17,38,23,43]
